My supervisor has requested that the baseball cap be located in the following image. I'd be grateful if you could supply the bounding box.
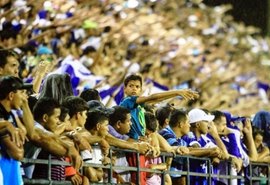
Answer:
[87,100,114,115]
[0,76,32,98]
[188,108,215,124]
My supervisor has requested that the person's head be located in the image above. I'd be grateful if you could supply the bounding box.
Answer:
[33,97,62,134]
[80,88,101,102]
[252,110,270,147]
[109,106,131,135]
[145,112,158,136]
[0,75,32,110]
[39,73,74,104]
[62,96,88,127]
[169,109,190,137]
[155,105,174,129]
[87,100,114,115]
[0,50,19,77]
[253,129,264,149]
[59,106,72,131]
[188,108,214,135]
[123,74,142,96]
[85,110,109,137]
[212,110,227,133]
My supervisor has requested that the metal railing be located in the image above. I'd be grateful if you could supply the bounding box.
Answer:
[22,147,270,185]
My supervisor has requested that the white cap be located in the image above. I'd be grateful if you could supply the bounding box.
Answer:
[188,108,215,124]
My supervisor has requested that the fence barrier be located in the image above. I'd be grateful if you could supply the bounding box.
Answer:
[22,146,270,185]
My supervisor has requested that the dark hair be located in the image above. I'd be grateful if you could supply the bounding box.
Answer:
[212,110,225,123]
[169,109,187,128]
[124,74,142,87]
[33,97,60,122]
[62,96,88,117]
[0,49,16,68]
[109,106,130,126]
[145,112,158,132]
[253,128,264,139]
[80,88,100,102]
[144,104,155,114]
[82,46,96,56]
[85,110,108,131]
[28,96,38,113]
[155,105,174,128]
[60,106,69,122]
[39,73,74,104]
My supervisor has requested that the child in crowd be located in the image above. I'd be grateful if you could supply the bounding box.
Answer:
[144,112,172,185]
[120,74,198,185]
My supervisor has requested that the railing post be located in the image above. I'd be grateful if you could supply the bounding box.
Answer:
[162,155,166,185]
[249,163,253,185]
[108,148,113,183]
[136,151,140,185]
[187,156,190,185]
[48,154,52,185]
[268,163,270,185]
[228,160,231,185]
[207,159,212,185]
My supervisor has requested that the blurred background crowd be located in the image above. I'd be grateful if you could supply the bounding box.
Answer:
[2,1,270,185]
[1,0,270,116]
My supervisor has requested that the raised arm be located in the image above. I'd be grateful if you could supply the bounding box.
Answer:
[136,89,198,104]
[243,118,258,161]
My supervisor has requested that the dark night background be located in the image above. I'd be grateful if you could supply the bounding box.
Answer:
[203,0,268,35]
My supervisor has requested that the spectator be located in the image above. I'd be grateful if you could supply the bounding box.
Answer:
[80,88,101,102]
[0,50,19,77]
[120,74,197,185]
[0,76,29,185]
[144,112,171,185]
[84,110,111,182]
[39,73,74,104]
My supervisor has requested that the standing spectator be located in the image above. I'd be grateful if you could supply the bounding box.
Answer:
[0,76,30,185]
[108,106,132,183]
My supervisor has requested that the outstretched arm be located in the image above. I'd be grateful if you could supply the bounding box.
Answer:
[136,89,198,104]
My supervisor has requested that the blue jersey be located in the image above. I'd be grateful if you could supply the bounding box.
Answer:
[183,132,218,185]
[159,126,188,177]
[0,156,23,185]
[120,96,145,140]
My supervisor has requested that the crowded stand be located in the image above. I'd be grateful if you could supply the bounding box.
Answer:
[1,0,270,184]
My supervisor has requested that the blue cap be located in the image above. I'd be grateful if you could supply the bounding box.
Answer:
[37,46,53,55]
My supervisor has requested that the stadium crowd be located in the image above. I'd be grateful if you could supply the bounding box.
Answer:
[1,0,270,185]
